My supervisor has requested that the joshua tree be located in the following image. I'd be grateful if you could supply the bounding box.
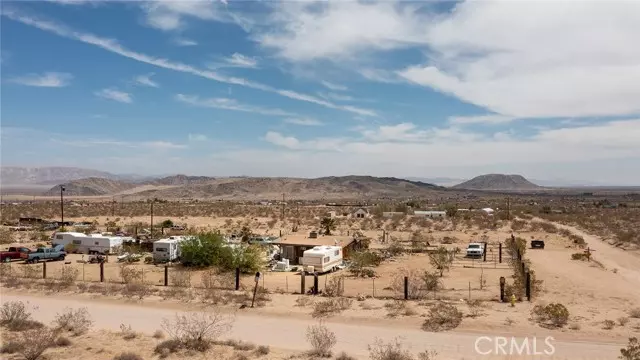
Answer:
[320,217,336,235]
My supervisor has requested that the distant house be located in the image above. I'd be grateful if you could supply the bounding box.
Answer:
[413,210,446,218]
[352,208,370,219]
[326,211,338,219]
[481,208,495,214]
[382,211,404,218]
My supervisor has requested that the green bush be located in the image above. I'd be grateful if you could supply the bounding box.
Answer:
[179,232,264,273]
[531,303,569,328]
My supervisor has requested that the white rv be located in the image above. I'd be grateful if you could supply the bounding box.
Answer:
[153,236,188,263]
[300,245,343,273]
[51,232,130,254]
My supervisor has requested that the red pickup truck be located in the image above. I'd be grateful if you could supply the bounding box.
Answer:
[0,247,32,262]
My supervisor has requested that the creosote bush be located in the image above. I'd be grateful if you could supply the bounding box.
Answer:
[52,307,93,336]
[619,337,640,360]
[422,303,463,332]
[306,322,336,358]
[0,301,43,331]
[113,352,144,360]
[159,311,234,353]
[531,303,569,328]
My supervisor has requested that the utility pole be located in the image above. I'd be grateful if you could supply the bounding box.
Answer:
[281,193,285,221]
[150,199,154,240]
[507,197,511,220]
[60,186,66,225]
[111,197,115,217]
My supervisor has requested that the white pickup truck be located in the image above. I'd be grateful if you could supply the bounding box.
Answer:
[466,242,485,258]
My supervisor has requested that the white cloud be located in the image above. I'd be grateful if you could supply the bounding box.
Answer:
[176,94,296,117]
[283,118,323,126]
[172,37,198,46]
[53,138,185,149]
[448,115,516,125]
[321,81,347,91]
[358,68,401,84]
[1,9,375,117]
[257,1,427,62]
[224,53,258,68]
[95,88,132,103]
[188,133,208,141]
[262,120,640,176]
[397,1,640,118]
[9,72,72,87]
[318,92,355,102]
[134,73,159,87]
[141,0,223,31]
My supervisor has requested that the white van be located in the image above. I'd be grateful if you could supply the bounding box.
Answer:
[301,245,343,273]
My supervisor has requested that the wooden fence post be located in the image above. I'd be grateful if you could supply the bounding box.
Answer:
[42,262,47,279]
[164,265,168,286]
[499,243,502,263]
[235,267,240,290]
[100,262,104,282]
[403,276,408,300]
[525,271,531,301]
[301,273,306,294]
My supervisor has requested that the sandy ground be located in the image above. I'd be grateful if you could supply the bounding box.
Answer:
[0,293,626,360]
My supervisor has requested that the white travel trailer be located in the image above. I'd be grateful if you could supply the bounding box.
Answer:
[153,236,188,263]
[300,245,343,273]
[51,232,130,254]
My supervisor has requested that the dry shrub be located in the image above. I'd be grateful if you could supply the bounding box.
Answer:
[154,339,181,358]
[531,303,569,328]
[122,282,153,300]
[311,298,352,318]
[323,276,344,297]
[295,296,313,307]
[602,319,616,330]
[60,266,79,287]
[391,268,424,300]
[120,263,143,284]
[255,345,270,356]
[619,337,640,360]
[120,323,138,340]
[113,352,143,360]
[335,352,357,360]
[171,270,191,287]
[55,336,72,347]
[619,317,630,326]
[1,340,23,354]
[160,311,235,352]
[19,327,59,360]
[385,300,418,318]
[52,307,93,336]
[629,308,640,318]
[153,329,165,339]
[422,303,463,332]
[201,269,235,290]
[306,322,336,357]
[0,301,43,331]
[368,338,414,360]
[466,299,485,318]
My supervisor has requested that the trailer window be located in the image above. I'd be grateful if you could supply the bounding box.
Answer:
[72,240,81,245]
[56,235,63,240]
[323,256,329,263]
[94,241,99,245]
[334,250,340,256]
[156,248,167,252]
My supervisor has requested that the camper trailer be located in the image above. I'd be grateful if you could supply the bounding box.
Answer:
[51,232,130,254]
[300,245,343,273]
[153,236,188,263]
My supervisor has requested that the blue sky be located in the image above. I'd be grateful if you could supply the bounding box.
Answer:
[1,0,639,184]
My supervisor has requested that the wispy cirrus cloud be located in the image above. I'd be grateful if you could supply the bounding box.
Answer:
[188,133,208,142]
[52,138,186,150]
[320,81,347,91]
[1,8,375,117]
[171,37,198,46]
[134,73,159,87]
[283,118,324,126]
[9,72,72,87]
[448,114,516,126]
[95,88,132,103]
[176,94,296,117]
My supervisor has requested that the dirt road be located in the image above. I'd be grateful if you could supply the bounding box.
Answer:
[1,294,622,360]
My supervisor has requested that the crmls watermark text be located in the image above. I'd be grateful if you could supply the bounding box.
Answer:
[474,336,556,356]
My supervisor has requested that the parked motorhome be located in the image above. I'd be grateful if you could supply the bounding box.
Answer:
[300,245,343,273]
[153,236,188,263]
[51,232,131,254]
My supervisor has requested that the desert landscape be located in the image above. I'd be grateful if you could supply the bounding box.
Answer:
[0,168,639,360]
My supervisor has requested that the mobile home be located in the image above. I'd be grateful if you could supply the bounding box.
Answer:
[51,232,130,254]
[300,245,343,273]
[153,236,188,263]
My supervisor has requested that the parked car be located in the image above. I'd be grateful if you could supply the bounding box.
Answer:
[21,245,66,263]
[466,242,485,258]
[531,240,545,249]
[0,247,32,262]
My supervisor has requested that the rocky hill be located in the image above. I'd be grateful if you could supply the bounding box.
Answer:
[451,174,542,191]
[45,175,446,199]
[1,166,119,185]
[44,178,138,196]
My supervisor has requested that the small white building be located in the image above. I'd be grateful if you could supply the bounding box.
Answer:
[413,210,446,218]
[481,208,495,215]
[382,211,405,218]
[352,208,370,219]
